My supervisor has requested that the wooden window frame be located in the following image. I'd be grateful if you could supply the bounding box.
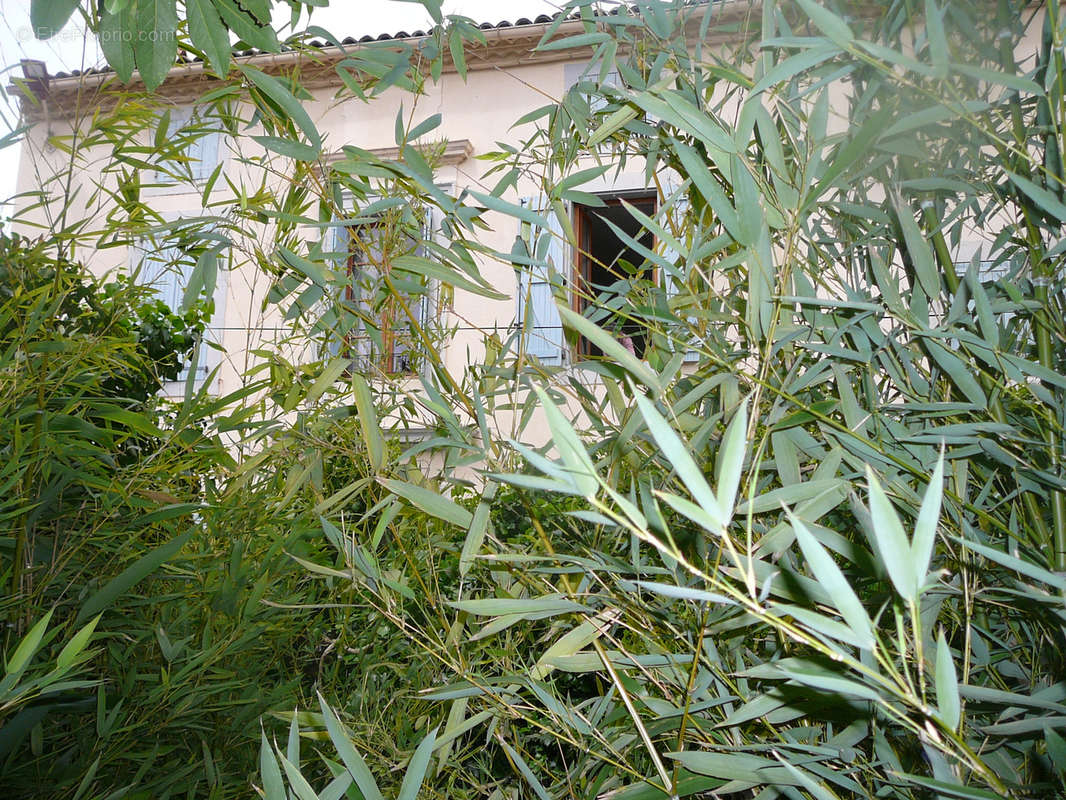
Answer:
[340,215,435,377]
[571,190,658,358]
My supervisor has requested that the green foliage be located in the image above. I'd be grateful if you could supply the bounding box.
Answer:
[10,0,1066,798]
[271,1,1066,798]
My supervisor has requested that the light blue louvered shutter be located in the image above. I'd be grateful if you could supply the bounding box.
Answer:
[189,128,221,182]
[516,196,567,365]
[661,188,699,363]
[154,108,221,184]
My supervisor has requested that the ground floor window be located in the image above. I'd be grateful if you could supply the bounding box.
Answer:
[337,215,433,375]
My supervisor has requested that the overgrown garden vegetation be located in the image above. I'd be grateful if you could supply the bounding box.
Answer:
[3,0,1066,797]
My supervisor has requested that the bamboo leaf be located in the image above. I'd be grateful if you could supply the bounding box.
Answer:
[305,357,349,405]
[634,392,724,531]
[275,749,320,800]
[133,0,179,91]
[318,695,385,800]
[532,385,599,497]
[351,374,384,473]
[379,478,473,529]
[187,0,230,77]
[531,609,619,680]
[865,467,916,604]
[448,595,586,617]
[397,727,438,800]
[55,615,100,671]
[789,513,876,651]
[240,65,323,151]
[715,400,748,525]
[911,453,944,594]
[501,740,553,800]
[31,0,79,37]
[459,483,496,578]
[935,630,960,730]
[259,730,285,800]
[76,531,193,624]
[796,0,855,48]
[558,306,661,390]
[5,610,53,677]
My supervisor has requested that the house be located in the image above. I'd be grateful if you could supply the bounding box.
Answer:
[9,2,1045,401]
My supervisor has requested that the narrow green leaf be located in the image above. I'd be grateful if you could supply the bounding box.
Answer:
[1046,728,1066,774]
[865,467,916,604]
[379,478,473,528]
[448,595,586,617]
[955,64,1043,95]
[588,105,640,147]
[955,537,1066,589]
[924,0,949,75]
[5,610,53,676]
[634,392,724,532]
[558,306,660,390]
[460,483,496,578]
[777,759,842,800]
[796,0,855,48]
[789,513,876,650]
[501,740,553,800]
[318,694,385,800]
[306,357,349,405]
[935,630,960,730]
[538,32,610,51]
[241,65,322,150]
[259,730,286,800]
[634,581,735,606]
[894,773,1001,799]
[56,615,101,671]
[779,666,882,701]
[532,385,599,497]
[1008,170,1066,221]
[672,139,744,244]
[391,255,507,299]
[893,197,940,298]
[76,531,193,624]
[275,749,320,800]
[406,113,443,142]
[751,45,839,95]
[668,750,794,785]
[911,453,944,594]
[532,609,618,680]
[397,727,438,800]
[351,374,384,473]
[715,401,748,525]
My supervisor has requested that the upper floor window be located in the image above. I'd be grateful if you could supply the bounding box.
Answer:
[518,188,681,364]
[572,192,657,357]
[152,107,223,186]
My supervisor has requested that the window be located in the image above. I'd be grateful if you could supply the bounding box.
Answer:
[330,209,437,375]
[573,192,657,357]
[152,107,222,185]
[132,231,221,386]
[518,188,684,364]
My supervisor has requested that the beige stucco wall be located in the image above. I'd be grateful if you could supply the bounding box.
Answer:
[10,5,1048,431]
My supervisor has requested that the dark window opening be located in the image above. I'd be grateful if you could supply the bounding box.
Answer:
[574,193,656,358]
